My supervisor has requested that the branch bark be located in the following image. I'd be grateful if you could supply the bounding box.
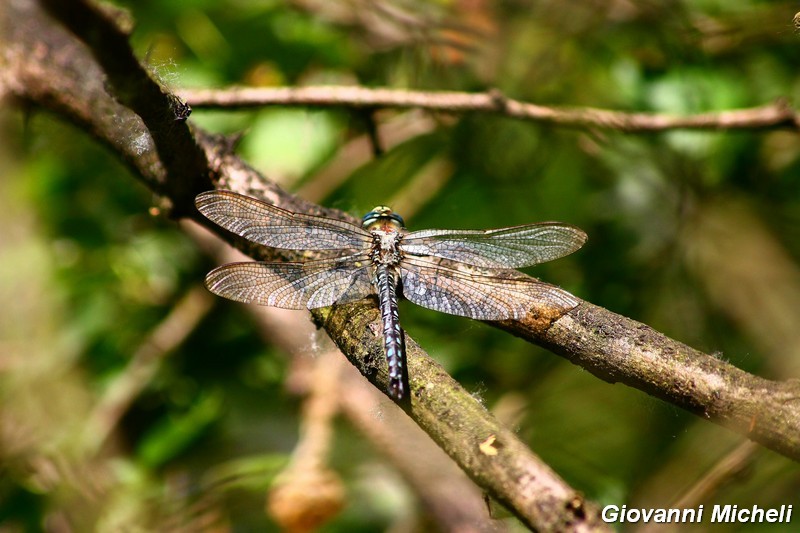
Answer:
[504,305,800,461]
[39,0,213,213]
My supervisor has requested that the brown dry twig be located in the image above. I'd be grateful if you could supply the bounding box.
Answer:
[180,85,800,132]
[84,285,215,453]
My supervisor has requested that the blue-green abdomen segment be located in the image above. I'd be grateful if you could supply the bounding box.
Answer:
[375,264,405,400]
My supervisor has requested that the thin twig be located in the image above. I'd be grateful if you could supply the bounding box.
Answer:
[267,349,345,531]
[180,86,800,132]
[635,440,760,533]
[84,285,215,452]
[671,441,760,510]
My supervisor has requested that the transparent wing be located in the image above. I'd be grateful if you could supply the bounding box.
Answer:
[399,256,579,320]
[196,190,371,251]
[401,223,587,269]
[206,254,374,309]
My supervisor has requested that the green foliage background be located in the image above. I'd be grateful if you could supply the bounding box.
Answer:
[2,0,800,530]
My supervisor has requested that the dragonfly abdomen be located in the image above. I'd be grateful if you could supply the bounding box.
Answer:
[375,264,405,400]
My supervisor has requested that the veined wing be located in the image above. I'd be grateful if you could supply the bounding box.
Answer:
[401,223,587,269]
[205,254,374,309]
[399,255,579,320]
[196,190,372,251]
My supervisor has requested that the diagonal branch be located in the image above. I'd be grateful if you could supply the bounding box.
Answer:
[40,0,213,214]
[180,85,800,132]
[502,305,800,461]
[4,1,609,530]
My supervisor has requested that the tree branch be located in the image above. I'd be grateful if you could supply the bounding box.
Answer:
[316,302,601,531]
[39,0,213,214]
[180,85,800,132]
[3,1,609,530]
[503,304,800,461]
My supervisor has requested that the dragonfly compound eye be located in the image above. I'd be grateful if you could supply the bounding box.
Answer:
[362,206,404,230]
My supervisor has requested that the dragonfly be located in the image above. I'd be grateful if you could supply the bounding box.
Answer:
[196,190,587,400]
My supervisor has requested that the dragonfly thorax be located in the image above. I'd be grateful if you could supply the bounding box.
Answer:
[362,206,406,266]
[367,229,402,267]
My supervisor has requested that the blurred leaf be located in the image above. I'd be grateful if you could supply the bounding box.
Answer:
[137,391,223,468]
[239,109,341,185]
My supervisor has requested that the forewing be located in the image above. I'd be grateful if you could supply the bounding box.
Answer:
[206,254,374,309]
[196,190,371,251]
[401,223,587,269]
[399,256,579,320]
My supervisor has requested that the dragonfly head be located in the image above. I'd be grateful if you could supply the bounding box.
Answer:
[362,206,405,231]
